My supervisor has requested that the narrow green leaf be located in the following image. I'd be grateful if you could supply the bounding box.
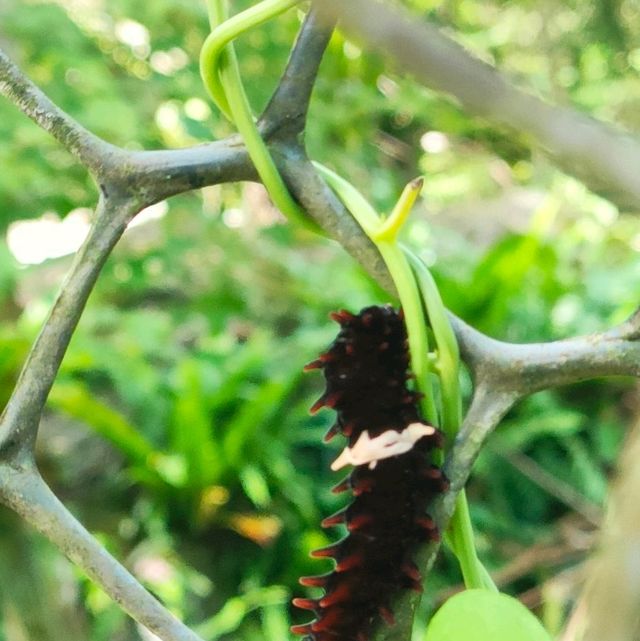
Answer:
[170,359,221,488]
[48,381,155,467]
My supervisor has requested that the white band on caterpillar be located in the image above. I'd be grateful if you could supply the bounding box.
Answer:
[330,422,436,471]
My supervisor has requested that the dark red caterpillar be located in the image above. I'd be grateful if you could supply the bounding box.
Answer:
[292,305,448,641]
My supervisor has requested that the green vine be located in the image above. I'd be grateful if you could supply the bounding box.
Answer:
[409,253,497,591]
[200,0,494,594]
[200,0,318,233]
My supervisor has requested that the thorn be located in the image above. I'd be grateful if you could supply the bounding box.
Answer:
[336,552,363,572]
[319,351,335,362]
[379,606,396,626]
[402,562,421,583]
[409,579,423,593]
[293,598,319,611]
[342,421,354,437]
[422,466,449,490]
[346,513,373,532]
[299,574,330,587]
[357,632,368,641]
[378,341,390,351]
[311,542,341,559]
[361,312,373,327]
[352,477,375,496]
[323,423,340,442]
[321,509,347,528]
[303,359,325,372]
[330,309,356,324]
[290,623,313,636]
[402,392,423,404]
[311,608,342,631]
[331,477,350,494]
[432,431,445,449]
[324,391,342,409]
[310,391,341,414]
[310,394,327,414]
[319,582,351,607]
[345,343,355,356]
[416,516,436,531]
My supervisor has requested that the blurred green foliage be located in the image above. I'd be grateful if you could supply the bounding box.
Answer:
[1,0,640,640]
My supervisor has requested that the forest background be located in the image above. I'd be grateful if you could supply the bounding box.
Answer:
[1,0,639,639]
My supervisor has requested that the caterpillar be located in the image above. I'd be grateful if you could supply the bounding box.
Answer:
[291,305,448,641]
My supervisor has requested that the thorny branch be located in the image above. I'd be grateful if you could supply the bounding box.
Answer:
[261,8,335,139]
[1,3,640,641]
[0,47,256,641]
[0,459,205,641]
[0,197,135,455]
[0,50,120,177]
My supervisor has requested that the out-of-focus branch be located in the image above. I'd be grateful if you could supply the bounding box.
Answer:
[573,411,640,641]
[0,461,205,641]
[499,451,602,527]
[261,8,334,138]
[313,0,640,211]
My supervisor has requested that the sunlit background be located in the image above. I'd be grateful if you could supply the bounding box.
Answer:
[1,0,640,640]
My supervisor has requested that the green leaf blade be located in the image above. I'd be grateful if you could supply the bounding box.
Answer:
[425,590,552,641]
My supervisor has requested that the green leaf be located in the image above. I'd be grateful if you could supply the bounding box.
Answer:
[425,590,552,641]
[48,381,156,467]
[239,464,271,508]
[194,586,288,640]
[170,359,222,488]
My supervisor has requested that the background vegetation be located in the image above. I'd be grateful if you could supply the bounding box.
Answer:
[1,0,639,639]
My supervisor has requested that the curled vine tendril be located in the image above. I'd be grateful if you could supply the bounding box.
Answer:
[200,0,318,232]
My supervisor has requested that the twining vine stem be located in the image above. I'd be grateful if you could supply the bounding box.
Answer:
[0,3,639,641]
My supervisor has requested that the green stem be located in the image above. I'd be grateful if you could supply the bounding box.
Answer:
[409,252,497,592]
[407,251,460,437]
[201,0,301,120]
[313,164,437,423]
[311,162,380,234]
[378,243,437,423]
[450,494,496,591]
[202,0,320,233]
